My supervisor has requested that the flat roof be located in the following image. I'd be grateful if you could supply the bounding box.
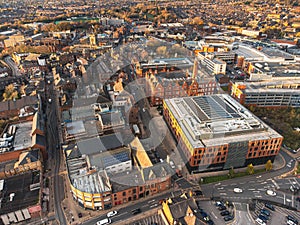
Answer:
[77,133,125,155]
[261,48,294,60]
[0,171,40,215]
[252,61,300,77]
[13,121,33,151]
[88,147,131,169]
[164,94,282,148]
[233,45,264,60]
[235,80,300,94]
[66,121,86,136]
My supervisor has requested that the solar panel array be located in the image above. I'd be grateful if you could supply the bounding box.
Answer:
[193,96,240,120]
[102,151,130,167]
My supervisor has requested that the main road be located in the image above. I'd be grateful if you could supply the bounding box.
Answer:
[3,56,21,76]
[46,82,67,225]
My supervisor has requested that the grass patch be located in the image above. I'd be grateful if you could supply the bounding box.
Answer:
[201,168,266,184]
[297,164,300,174]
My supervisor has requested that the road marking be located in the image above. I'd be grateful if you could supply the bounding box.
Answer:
[211,212,217,219]
[248,189,255,191]
[293,178,300,187]
[150,204,158,208]
[253,191,260,193]
[271,179,280,189]
[249,181,255,183]
[217,187,224,190]
[260,182,267,184]
[258,189,265,191]
[220,193,227,195]
[284,193,286,205]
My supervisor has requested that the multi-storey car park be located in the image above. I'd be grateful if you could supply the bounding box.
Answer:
[163,94,283,173]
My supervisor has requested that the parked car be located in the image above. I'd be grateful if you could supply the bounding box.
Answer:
[264,203,275,211]
[255,218,266,225]
[218,205,227,211]
[206,220,214,225]
[220,210,230,216]
[223,215,234,221]
[258,214,268,222]
[215,201,224,207]
[169,160,176,169]
[260,209,270,217]
[194,190,203,196]
[287,220,297,225]
[287,215,298,225]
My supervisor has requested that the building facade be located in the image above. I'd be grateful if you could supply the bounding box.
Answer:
[230,80,300,107]
[163,94,283,172]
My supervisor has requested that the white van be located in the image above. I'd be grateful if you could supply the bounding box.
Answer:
[96,218,111,225]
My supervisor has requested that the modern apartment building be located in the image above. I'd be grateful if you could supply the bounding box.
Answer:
[197,53,226,75]
[163,94,283,172]
[230,80,300,107]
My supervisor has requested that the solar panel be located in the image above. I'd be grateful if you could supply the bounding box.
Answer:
[193,96,232,120]
[102,152,130,167]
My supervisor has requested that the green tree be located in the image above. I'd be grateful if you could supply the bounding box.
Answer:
[228,166,235,178]
[265,160,273,171]
[247,163,254,175]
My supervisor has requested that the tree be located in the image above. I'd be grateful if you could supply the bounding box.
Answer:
[228,166,235,178]
[265,160,273,171]
[156,46,167,56]
[247,163,254,175]
[3,84,19,101]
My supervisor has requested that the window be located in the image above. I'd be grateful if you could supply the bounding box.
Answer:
[122,192,126,196]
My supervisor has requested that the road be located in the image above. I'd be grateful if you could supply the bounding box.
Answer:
[81,178,196,225]
[200,150,299,224]
[3,56,21,76]
[45,82,67,225]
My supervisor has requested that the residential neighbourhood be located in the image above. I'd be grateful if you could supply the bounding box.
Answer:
[0,0,300,225]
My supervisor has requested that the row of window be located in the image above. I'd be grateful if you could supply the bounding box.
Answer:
[247,150,278,158]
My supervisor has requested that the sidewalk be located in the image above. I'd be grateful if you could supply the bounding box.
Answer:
[188,151,286,185]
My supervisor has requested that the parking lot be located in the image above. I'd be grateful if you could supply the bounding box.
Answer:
[197,200,235,225]
[251,201,300,225]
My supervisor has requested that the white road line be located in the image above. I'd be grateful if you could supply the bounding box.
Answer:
[248,189,255,191]
[249,181,255,183]
[271,179,280,189]
[261,182,267,184]
[293,178,300,187]
[211,212,217,219]
[220,193,227,195]
[284,193,286,205]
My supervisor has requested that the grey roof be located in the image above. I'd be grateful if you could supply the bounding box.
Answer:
[77,133,125,155]
[19,149,40,165]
